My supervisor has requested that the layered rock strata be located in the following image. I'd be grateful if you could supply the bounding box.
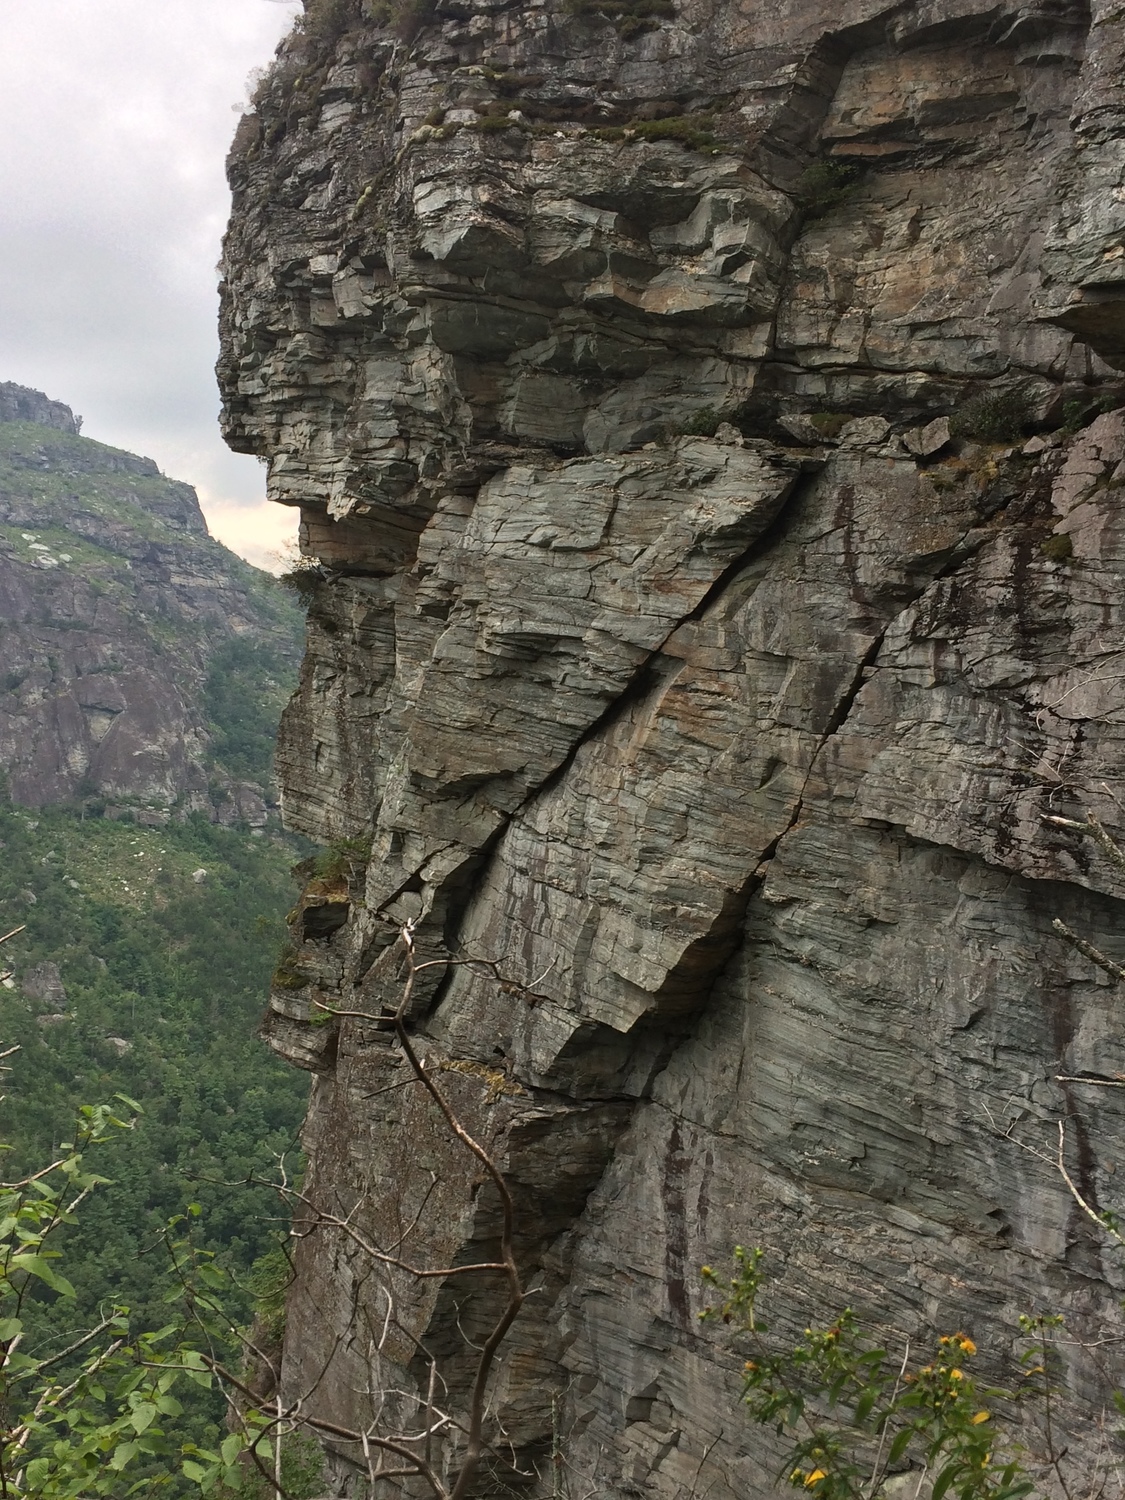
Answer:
[219,0,1125,1492]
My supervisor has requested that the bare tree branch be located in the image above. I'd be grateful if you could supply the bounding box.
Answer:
[205,921,532,1500]
[1052,918,1125,984]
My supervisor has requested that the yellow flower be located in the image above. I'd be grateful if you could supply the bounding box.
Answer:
[791,1470,806,1484]
[972,1411,990,1425]
[805,1470,828,1487]
[949,1369,964,1380]
[958,1336,977,1356]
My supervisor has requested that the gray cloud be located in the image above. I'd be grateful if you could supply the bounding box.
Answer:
[0,0,302,567]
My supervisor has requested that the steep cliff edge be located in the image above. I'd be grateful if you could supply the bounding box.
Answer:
[0,386,301,818]
[218,0,1125,1492]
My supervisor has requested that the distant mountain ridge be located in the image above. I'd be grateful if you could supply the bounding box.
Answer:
[0,383,302,820]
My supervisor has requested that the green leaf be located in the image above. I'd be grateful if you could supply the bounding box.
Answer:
[114,1366,147,1398]
[888,1427,913,1465]
[128,1399,159,1433]
[932,1462,958,1500]
[111,1440,140,1470]
[220,1433,244,1466]
[0,1315,23,1340]
[25,1457,51,1487]
[9,1251,76,1296]
[182,1459,210,1483]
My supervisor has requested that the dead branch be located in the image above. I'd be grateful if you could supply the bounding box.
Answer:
[1043,813,1125,876]
[393,920,527,1500]
[1054,1121,1125,1251]
[213,922,530,1500]
[1051,919,1125,984]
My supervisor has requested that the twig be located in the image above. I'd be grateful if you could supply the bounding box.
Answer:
[867,1338,910,1496]
[1043,813,1125,875]
[393,922,526,1500]
[1051,919,1125,984]
[1055,1120,1125,1250]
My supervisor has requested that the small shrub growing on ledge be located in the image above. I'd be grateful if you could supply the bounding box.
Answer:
[807,412,850,439]
[795,160,863,218]
[631,112,719,149]
[279,559,326,609]
[681,406,721,437]
[364,0,437,39]
[949,388,1031,444]
[593,112,719,152]
[471,112,525,134]
[485,68,547,95]
[1042,532,1074,562]
[297,0,362,43]
[272,946,313,991]
[307,834,371,882]
[1060,391,1124,433]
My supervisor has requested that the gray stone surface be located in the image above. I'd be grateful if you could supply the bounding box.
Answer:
[0,383,81,435]
[219,0,1125,1493]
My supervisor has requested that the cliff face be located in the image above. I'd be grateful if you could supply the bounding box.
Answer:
[219,0,1125,1491]
[0,388,301,818]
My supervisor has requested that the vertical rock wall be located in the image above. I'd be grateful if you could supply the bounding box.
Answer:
[218,0,1125,1490]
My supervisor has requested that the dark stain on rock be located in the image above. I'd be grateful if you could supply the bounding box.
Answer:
[662,1116,691,1326]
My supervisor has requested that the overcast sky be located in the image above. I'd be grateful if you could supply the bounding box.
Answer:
[0,0,303,569]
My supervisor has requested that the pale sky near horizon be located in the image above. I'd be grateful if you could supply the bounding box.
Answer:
[0,0,304,570]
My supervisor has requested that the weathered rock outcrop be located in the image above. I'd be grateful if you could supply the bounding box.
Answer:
[0,383,81,434]
[0,387,301,816]
[219,0,1125,1492]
